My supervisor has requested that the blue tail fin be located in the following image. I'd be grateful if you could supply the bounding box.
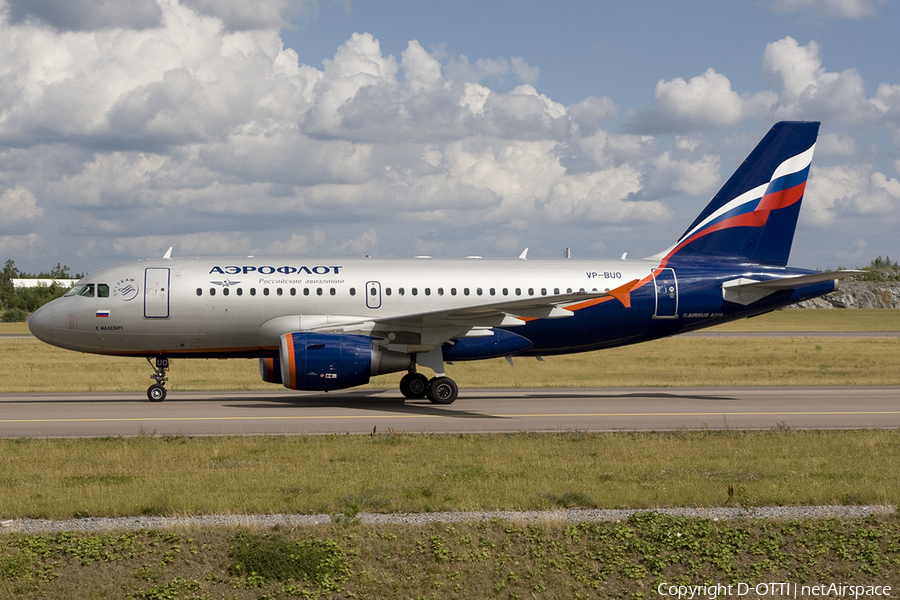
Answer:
[655,121,819,267]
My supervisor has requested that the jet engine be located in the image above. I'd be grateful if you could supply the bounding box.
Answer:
[277,332,410,391]
[259,357,282,384]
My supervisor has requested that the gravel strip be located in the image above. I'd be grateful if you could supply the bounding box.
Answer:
[1,505,894,534]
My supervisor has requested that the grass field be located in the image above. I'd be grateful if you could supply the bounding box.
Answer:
[1,429,898,520]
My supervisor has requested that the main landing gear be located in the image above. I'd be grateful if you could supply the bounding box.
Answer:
[146,356,169,402]
[399,371,459,404]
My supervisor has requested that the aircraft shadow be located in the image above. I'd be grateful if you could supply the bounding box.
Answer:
[225,391,500,419]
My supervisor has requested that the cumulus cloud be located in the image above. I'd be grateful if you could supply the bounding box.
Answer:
[763,37,874,122]
[0,186,43,232]
[804,164,900,227]
[627,68,777,133]
[1,0,896,272]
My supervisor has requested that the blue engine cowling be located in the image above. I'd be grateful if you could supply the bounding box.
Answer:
[279,332,372,391]
[259,357,282,384]
[442,329,533,361]
[277,332,411,391]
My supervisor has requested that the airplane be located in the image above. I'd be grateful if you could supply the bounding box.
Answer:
[28,121,855,403]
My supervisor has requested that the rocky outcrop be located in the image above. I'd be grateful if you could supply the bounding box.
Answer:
[790,281,900,309]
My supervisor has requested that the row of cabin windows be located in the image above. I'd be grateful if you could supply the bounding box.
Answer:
[199,287,344,297]
[197,286,585,298]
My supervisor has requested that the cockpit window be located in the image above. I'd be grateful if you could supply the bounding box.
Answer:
[98,284,109,298]
[65,284,94,297]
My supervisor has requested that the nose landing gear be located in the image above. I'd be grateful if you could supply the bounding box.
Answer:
[146,356,169,402]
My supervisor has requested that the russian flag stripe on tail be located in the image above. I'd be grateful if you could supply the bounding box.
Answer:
[655,121,819,267]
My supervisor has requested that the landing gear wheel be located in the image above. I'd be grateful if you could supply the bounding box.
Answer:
[427,377,458,405]
[147,384,167,402]
[399,372,430,399]
[146,356,170,402]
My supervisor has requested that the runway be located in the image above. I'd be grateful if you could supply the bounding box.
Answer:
[1,386,899,437]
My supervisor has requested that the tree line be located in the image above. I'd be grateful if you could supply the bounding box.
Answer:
[1,260,83,321]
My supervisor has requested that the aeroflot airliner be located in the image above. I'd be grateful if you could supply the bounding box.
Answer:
[29,122,854,403]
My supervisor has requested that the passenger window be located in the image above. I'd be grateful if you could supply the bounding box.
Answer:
[450,288,457,296]
[464,288,470,296]
[386,288,392,296]
[350,288,356,296]
[411,288,418,296]
[303,288,309,296]
[541,288,547,296]
[277,288,283,296]
[97,284,109,298]
[370,287,377,296]
[515,288,521,296]
[476,288,482,296]
[209,288,216,296]
[317,288,323,296]
[263,288,270,296]
[250,288,256,296]
[425,288,431,296]
[223,288,229,296]
[398,288,405,296]
[528,288,534,296]
[438,288,444,296]
[503,288,508,296]
[196,288,202,296]
[490,288,495,296]
[290,288,296,296]
[554,288,560,295]
[330,288,336,296]
[237,288,243,296]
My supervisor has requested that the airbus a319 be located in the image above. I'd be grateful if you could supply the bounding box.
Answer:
[29,122,853,403]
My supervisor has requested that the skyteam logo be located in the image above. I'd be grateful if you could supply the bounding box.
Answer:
[112,278,139,301]
[210,265,343,275]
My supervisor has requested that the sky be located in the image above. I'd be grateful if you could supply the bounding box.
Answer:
[1,0,899,274]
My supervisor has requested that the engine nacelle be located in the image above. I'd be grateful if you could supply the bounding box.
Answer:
[278,332,411,391]
[259,357,282,384]
[442,329,533,361]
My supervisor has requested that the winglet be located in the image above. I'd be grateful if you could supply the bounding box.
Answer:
[518,248,529,260]
[607,279,639,308]
[162,247,173,260]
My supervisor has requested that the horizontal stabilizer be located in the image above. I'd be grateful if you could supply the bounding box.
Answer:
[722,270,860,305]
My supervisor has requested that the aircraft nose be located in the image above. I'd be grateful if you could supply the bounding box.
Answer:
[28,302,57,344]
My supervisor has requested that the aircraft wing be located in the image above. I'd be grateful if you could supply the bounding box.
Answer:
[306,279,640,352]
[722,270,861,305]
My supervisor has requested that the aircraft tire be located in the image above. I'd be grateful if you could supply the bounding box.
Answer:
[147,384,167,402]
[399,373,429,399]
[426,377,458,404]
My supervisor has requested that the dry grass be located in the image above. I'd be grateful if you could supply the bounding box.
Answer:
[2,334,898,393]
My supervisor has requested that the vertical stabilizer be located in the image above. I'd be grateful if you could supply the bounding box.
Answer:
[654,121,819,267]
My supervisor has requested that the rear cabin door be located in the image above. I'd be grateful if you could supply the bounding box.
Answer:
[144,267,170,318]
[652,268,678,319]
